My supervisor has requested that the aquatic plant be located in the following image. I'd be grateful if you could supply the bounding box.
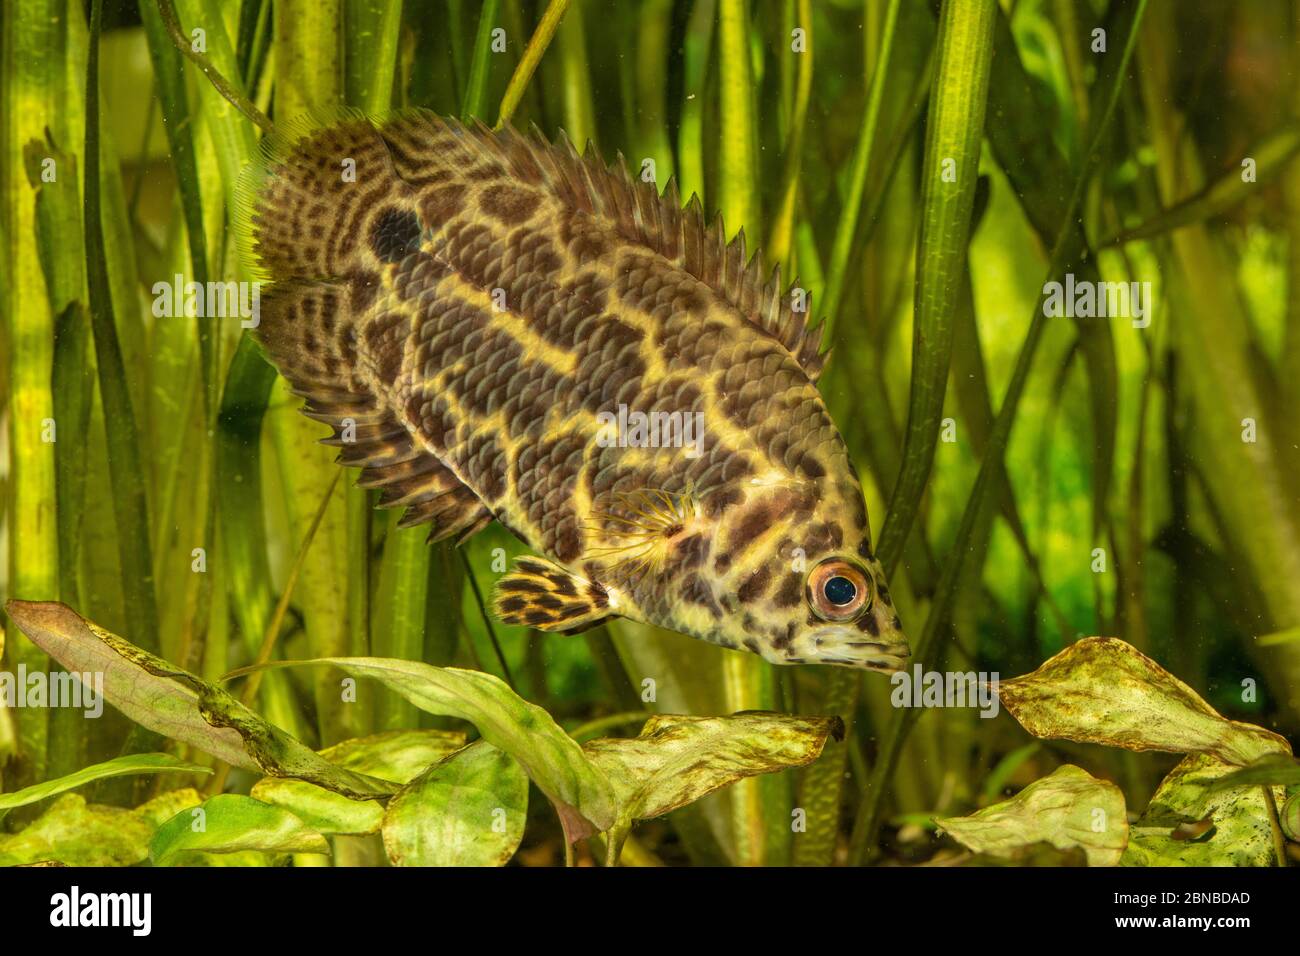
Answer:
[1,0,1297,867]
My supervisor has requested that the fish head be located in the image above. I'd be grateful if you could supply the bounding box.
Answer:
[695,476,911,671]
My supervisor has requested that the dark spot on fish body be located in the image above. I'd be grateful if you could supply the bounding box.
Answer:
[772,625,795,652]
[856,613,880,636]
[736,567,771,604]
[731,502,777,551]
[797,451,827,480]
[419,183,468,228]
[499,596,526,613]
[703,486,744,519]
[773,572,802,608]
[465,162,507,182]
[674,532,709,570]
[369,207,424,265]
[346,269,380,314]
[681,575,723,617]
[480,184,542,226]
[464,431,508,501]
[553,521,583,564]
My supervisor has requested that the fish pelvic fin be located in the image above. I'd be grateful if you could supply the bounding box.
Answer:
[493,557,613,634]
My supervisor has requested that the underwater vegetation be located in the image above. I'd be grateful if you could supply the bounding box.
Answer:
[0,0,1298,869]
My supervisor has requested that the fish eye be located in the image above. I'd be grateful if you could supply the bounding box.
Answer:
[806,559,872,622]
[824,575,857,605]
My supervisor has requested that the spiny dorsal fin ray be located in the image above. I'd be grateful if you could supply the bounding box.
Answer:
[242,110,827,379]
[479,116,828,380]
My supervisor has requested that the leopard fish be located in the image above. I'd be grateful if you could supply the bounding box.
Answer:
[240,109,910,671]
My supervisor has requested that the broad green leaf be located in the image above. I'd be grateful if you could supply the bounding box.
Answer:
[382,741,529,866]
[240,655,618,838]
[5,601,396,800]
[0,791,199,867]
[583,712,842,861]
[998,637,1292,765]
[1122,754,1286,867]
[0,754,210,812]
[251,729,467,836]
[150,794,329,866]
[936,765,1128,867]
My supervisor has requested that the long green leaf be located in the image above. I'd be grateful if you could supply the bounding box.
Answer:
[86,0,159,656]
[849,0,1150,864]
[0,754,211,813]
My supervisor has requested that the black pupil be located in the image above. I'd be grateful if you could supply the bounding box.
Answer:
[824,576,857,606]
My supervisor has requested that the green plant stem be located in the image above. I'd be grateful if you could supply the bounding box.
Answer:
[157,0,274,133]
[822,0,902,325]
[496,0,571,128]
[461,0,501,122]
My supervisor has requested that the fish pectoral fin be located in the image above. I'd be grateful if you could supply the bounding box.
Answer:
[492,557,613,633]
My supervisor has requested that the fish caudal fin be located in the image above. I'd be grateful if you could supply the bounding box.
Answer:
[493,558,613,633]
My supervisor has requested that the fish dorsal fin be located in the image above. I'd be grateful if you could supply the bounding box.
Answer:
[471,118,829,381]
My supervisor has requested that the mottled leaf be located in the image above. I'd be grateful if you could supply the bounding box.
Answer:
[382,741,529,866]
[998,638,1292,765]
[1122,754,1286,867]
[150,794,329,866]
[239,656,619,838]
[5,601,396,800]
[583,712,842,858]
[936,765,1128,866]
[251,729,466,835]
[0,754,210,812]
[0,790,199,867]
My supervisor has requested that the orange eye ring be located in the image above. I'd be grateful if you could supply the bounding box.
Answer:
[806,559,872,622]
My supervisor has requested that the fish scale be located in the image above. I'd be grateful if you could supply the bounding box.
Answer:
[241,109,910,670]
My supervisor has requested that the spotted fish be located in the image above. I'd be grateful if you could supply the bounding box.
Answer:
[241,110,910,671]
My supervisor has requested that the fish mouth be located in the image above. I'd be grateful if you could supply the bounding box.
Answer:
[811,621,911,671]
[820,640,911,672]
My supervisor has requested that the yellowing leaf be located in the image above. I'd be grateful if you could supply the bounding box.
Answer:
[382,742,528,866]
[238,656,619,840]
[251,729,467,835]
[936,765,1128,866]
[5,601,396,800]
[0,794,155,867]
[1122,754,1286,867]
[998,638,1291,765]
[149,794,329,866]
[583,712,842,861]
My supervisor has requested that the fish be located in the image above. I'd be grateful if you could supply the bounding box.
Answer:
[240,110,910,671]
